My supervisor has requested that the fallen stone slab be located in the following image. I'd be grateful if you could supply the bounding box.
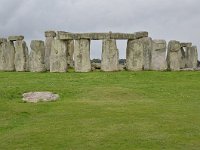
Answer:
[22,92,59,103]
[8,36,24,41]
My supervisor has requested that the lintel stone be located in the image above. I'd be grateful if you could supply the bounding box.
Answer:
[45,31,56,37]
[180,42,192,47]
[8,36,24,41]
[57,31,148,40]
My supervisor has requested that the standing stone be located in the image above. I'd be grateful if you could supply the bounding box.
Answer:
[45,31,56,71]
[141,37,152,70]
[167,40,181,71]
[50,39,67,72]
[0,38,7,71]
[74,39,91,72]
[29,40,46,72]
[0,39,15,71]
[66,40,74,68]
[14,40,29,72]
[150,40,167,71]
[178,47,186,69]
[186,46,198,69]
[101,39,119,71]
[126,39,144,71]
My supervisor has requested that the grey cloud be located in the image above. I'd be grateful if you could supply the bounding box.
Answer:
[0,0,199,58]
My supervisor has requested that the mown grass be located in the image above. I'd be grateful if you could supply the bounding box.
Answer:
[0,71,200,150]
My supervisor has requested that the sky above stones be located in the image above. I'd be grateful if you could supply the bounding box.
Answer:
[0,0,200,59]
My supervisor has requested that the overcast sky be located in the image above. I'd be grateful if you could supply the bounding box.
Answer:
[0,0,199,59]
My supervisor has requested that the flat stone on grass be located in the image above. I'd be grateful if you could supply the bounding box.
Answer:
[22,92,59,103]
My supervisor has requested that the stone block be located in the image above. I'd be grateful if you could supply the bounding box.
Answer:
[167,40,181,71]
[45,31,56,37]
[150,40,167,71]
[185,46,198,69]
[74,39,91,72]
[101,39,119,71]
[180,42,192,47]
[66,40,74,68]
[50,39,67,72]
[0,38,7,44]
[8,36,24,41]
[126,39,144,71]
[29,40,46,72]
[0,41,15,71]
[45,34,55,71]
[14,41,29,71]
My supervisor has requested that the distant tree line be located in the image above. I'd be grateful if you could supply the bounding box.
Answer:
[91,59,126,65]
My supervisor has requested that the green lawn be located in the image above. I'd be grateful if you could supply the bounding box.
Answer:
[0,71,200,150]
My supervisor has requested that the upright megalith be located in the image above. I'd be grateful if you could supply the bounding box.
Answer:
[141,37,152,70]
[101,39,119,71]
[0,38,15,71]
[66,40,74,68]
[14,40,29,72]
[185,46,198,69]
[29,40,46,72]
[167,40,181,71]
[50,39,67,72]
[126,39,144,71]
[178,47,186,69]
[74,39,91,72]
[0,38,7,71]
[44,31,56,71]
[150,40,167,70]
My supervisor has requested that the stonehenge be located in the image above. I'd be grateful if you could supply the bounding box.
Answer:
[0,31,198,73]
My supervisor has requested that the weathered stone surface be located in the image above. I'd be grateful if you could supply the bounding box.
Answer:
[66,40,74,68]
[45,31,56,37]
[45,34,55,71]
[150,40,167,71]
[91,63,101,71]
[0,38,7,44]
[167,40,181,71]
[0,41,15,71]
[78,33,110,40]
[178,47,186,69]
[74,39,91,72]
[185,46,198,68]
[141,37,152,70]
[50,39,67,72]
[108,31,148,39]
[29,40,46,72]
[14,41,29,72]
[101,39,119,71]
[126,39,144,71]
[22,92,59,103]
[8,36,24,41]
[57,31,148,40]
[180,42,192,47]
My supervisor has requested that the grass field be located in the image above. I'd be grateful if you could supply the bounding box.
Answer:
[0,71,200,150]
